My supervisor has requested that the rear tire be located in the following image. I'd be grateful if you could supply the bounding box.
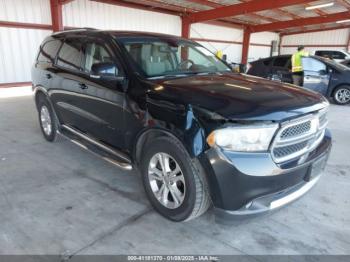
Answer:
[140,136,210,222]
[333,85,350,105]
[37,97,59,142]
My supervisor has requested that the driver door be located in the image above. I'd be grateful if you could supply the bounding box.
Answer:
[75,38,127,149]
[302,57,330,95]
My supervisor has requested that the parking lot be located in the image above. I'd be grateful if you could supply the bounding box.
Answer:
[0,88,349,256]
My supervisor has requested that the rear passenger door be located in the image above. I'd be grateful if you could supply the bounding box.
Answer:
[50,37,86,129]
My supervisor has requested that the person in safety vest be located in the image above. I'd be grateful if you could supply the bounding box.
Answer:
[291,45,309,87]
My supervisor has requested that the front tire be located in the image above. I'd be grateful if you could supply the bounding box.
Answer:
[37,98,58,142]
[333,85,350,105]
[140,136,210,222]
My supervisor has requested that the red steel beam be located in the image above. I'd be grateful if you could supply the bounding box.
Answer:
[253,11,350,32]
[280,24,350,35]
[181,16,191,38]
[50,0,63,32]
[59,0,75,4]
[188,0,312,23]
[241,29,251,64]
[0,20,52,30]
[187,0,279,23]
[92,0,182,16]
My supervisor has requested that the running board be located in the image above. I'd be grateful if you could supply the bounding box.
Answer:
[61,125,133,171]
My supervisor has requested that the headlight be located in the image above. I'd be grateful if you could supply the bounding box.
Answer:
[207,124,278,152]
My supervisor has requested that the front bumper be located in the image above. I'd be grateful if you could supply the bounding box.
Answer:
[199,129,332,220]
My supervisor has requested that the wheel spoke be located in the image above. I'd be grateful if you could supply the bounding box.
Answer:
[149,167,163,179]
[162,185,169,205]
[169,184,183,205]
[157,153,166,174]
[155,183,165,200]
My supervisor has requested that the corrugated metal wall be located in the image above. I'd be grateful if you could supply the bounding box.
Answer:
[63,0,181,35]
[0,0,52,83]
[0,0,51,24]
[191,23,243,63]
[280,28,350,55]
[191,23,279,63]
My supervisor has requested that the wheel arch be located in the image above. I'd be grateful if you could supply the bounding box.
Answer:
[34,86,49,109]
[34,86,61,128]
[133,128,186,165]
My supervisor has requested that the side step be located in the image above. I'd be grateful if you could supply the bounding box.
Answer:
[60,125,133,171]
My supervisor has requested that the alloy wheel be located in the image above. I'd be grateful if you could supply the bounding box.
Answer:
[335,88,350,104]
[148,153,186,209]
[40,105,52,136]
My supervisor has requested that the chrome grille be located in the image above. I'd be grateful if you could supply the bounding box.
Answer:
[280,121,311,139]
[272,108,328,163]
[273,141,309,158]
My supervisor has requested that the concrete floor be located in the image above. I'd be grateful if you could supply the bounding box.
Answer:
[0,88,349,255]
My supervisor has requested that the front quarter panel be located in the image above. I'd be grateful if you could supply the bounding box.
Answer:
[125,78,212,158]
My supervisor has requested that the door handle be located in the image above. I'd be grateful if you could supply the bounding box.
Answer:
[46,74,52,79]
[78,83,88,90]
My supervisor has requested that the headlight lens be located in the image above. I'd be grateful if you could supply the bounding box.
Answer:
[207,124,278,152]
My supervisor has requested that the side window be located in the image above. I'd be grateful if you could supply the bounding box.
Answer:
[331,51,346,60]
[302,58,326,72]
[83,42,116,74]
[56,38,83,71]
[273,57,288,67]
[263,58,272,66]
[37,40,62,63]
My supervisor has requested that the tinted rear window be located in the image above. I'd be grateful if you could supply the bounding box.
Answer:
[37,40,62,63]
[263,58,272,66]
[56,38,83,71]
[273,57,289,67]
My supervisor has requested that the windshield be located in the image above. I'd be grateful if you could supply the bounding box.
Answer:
[117,37,231,78]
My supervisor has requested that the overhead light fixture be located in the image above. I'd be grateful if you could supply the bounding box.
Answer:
[305,2,334,10]
[336,19,350,23]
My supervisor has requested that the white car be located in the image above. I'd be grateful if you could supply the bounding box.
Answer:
[314,50,350,63]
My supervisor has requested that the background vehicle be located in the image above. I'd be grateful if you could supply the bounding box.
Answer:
[341,59,350,68]
[247,55,350,105]
[32,30,331,222]
[314,50,350,63]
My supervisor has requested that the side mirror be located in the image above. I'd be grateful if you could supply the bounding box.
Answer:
[91,62,124,81]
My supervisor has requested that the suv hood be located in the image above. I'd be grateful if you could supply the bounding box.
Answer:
[148,73,328,122]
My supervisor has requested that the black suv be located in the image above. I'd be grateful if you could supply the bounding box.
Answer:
[247,55,350,105]
[32,29,332,222]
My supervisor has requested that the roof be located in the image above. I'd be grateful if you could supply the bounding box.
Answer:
[52,28,185,39]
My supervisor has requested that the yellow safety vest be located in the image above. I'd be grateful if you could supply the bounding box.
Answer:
[216,50,223,59]
[291,51,309,73]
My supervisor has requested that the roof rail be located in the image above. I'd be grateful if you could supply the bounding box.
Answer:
[52,27,98,35]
